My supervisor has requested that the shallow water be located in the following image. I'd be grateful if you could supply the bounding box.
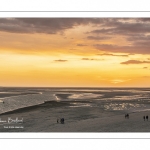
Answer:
[1,87,150,115]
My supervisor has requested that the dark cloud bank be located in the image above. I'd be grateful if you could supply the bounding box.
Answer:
[0,18,149,35]
[0,18,107,34]
[1,18,150,54]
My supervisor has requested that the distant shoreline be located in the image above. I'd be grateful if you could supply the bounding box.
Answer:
[1,86,150,88]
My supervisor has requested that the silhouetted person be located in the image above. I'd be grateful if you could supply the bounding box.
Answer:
[143,116,145,121]
[146,115,148,121]
[126,113,129,119]
[57,118,59,123]
[60,118,64,124]
[125,114,129,119]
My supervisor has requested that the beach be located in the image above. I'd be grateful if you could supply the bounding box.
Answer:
[0,106,150,132]
[50,111,150,132]
[0,87,150,132]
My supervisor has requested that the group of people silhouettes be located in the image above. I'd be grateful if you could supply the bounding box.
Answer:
[125,113,149,121]
[57,118,65,124]
[143,115,148,121]
[125,114,149,121]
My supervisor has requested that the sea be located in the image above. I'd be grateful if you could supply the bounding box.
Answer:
[0,87,150,132]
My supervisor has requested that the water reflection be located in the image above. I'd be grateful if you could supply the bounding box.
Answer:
[104,103,146,110]
[68,93,103,99]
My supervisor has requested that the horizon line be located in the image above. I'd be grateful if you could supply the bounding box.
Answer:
[0,86,150,88]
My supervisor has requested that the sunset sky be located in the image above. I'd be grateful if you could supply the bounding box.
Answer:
[0,18,150,87]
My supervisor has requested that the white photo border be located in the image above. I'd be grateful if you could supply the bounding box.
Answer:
[0,2,150,138]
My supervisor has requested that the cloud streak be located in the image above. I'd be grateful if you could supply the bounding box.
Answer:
[81,58,102,61]
[121,60,150,65]
[94,43,150,54]
[54,59,68,62]
[98,53,129,57]
[87,36,110,40]
[76,44,87,47]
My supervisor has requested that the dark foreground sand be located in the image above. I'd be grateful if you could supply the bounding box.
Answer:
[0,105,150,132]
[42,111,150,132]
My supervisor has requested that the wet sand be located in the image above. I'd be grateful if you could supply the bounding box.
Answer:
[0,92,40,99]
